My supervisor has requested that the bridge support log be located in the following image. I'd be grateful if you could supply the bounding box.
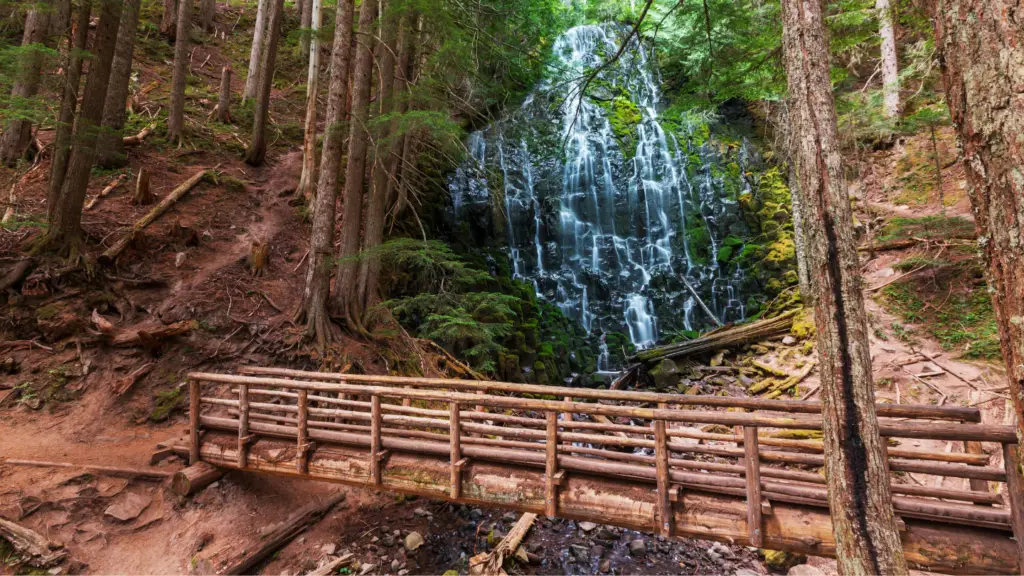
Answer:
[186,431,1018,575]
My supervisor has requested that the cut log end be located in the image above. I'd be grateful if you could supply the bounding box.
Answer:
[249,240,269,277]
[132,168,154,205]
[171,461,224,496]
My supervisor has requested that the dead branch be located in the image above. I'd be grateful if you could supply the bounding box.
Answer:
[110,320,198,349]
[84,174,126,211]
[469,512,536,575]
[113,362,155,396]
[0,518,67,568]
[122,123,156,146]
[306,553,355,576]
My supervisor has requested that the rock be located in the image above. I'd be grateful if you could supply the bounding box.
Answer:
[735,569,760,576]
[578,521,597,532]
[412,507,431,518]
[710,350,726,366]
[649,359,679,390]
[599,559,611,573]
[590,545,605,559]
[391,559,401,572]
[381,535,395,547]
[404,532,424,551]
[628,539,646,558]
[707,550,722,563]
[570,544,589,561]
[782,335,797,345]
[469,508,483,520]
[398,571,409,576]
[596,528,617,541]
[502,512,517,522]
[787,564,825,576]
[359,562,375,575]
[763,550,806,571]
[321,543,337,555]
[104,492,152,522]
[174,252,187,268]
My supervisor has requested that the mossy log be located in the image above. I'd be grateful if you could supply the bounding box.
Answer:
[631,311,797,365]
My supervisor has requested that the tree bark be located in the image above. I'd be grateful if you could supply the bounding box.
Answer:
[167,0,192,144]
[299,0,313,63]
[0,5,51,167]
[200,0,216,31]
[296,0,354,348]
[391,14,422,224]
[331,0,379,321]
[357,9,404,316]
[215,65,232,122]
[783,101,812,300]
[96,0,142,168]
[243,0,268,103]
[46,0,123,257]
[47,0,92,220]
[244,0,285,166]
[161,0,178,39]
[876,0,900,119]
[780,0,908,574]
[930,4,1024,569]
[48,0,71,42]
[297,0,322,203]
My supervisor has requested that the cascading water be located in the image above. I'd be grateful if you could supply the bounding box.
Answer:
[449,23,766,358]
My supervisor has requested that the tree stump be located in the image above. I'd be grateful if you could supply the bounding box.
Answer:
[132,167,154,205]
[249,240,268,276]
[171,462,224,496]
[216,65,232,123]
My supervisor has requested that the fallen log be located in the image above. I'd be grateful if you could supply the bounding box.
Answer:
[84,174,126,210]
[2,458,173,480]
[110,320,198,348]
[122,123,156,146]
[469,512,536,575]
[0,518,67,568]
[0,258,33,293]
[171,462,224,495]
[630,310,797,365]
[216,491,346,575]
[100,169,213,263]
[858,234,975,253]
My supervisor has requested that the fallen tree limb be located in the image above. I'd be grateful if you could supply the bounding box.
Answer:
[0,518,67,568]
[469,512,536,575]
[858,234,975,253]
[113,362,155,396]
[84,174,126,210]
[0,258,33,292]
[630,310,797,365]
[110,320,198,348]
[763,361,817,399]
[306,553,355,576]
[100,169,213,263]
[122,123,156,146]
[2,458,172,481]
[681,276,723,327]
[217,491,346,575]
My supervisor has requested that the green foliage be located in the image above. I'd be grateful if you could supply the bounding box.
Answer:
[876,216,975,243]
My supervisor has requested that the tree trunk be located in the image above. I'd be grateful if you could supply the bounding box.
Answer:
[96,0,142,168]
[930,4,1024,569]
[45,0,123,258]
[331,0,379,323]
[780,0,908,574]
[297,0,322,203]
[296,0,354,348]
[876,0,900,120]
[215,65,232,122]
[0,5,51,167]
[299,0,313,63]
[167,0,192,144]
[200,0,216,31]
[391,14,422,224]
[243,0,268,102]
[928,123,945,216]
[244,0,285,166]
[48,0,71,42]
[783,101,812,299]
[357,9,404,316]
[161,0,177,39]
[47,0,92,220]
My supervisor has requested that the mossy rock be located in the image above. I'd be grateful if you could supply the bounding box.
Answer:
[762,549,806,571]
[648,358,680,390]
[791,309,816,339]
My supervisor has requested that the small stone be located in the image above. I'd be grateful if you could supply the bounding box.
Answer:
[787,565,826,576]
[47,568,62,575]
[382,535,395,547]
[628,539,646,558]
[782,335,797,345]
[404,531,424,551]
[322,543,337,555]
[359,563,375,575]
[707,550,722,563]
[391,559,401,572]
[502,512,517,522]
[596,528,617,541]
[469,509,483,520]
[599,559,611,573]
[413,507,431,518]
[398,571,409,576]
[371,536,379,543]
[578,521,597,532]
[174,252,187,268]
[590,545,605,559]
[393,530,401,537]
[570,544,589,561]
[735,569,761,576]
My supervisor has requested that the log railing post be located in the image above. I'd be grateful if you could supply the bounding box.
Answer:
[1001,443,1024,573]
[653,405,672,537]
[545,411,558,517]
[297,389,310,473]
[370,394,382,485]
[450,402,464,499]
[237,384,250,468]
[743,426,764,547]
[189,378,200,465]
[965,439,991,503]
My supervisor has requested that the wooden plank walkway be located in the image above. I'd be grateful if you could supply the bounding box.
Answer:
[183,368,1024,575]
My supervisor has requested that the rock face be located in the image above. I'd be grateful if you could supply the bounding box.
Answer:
[104,492,152,522]
[447,24,794,356]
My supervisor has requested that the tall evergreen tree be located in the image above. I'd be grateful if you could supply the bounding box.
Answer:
[781,0,908,573]
[0,2,52,166]
[245,0,286,166]
[97,0,143,168]
[167,0,192,144]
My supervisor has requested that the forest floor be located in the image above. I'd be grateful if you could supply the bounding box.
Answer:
[0,3,1010,575]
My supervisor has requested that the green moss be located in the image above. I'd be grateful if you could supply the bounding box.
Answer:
[150,387,185,422]
[595,95,642,158]
[876,216,975,243]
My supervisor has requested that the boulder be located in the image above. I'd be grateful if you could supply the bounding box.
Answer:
[648,359,679,390]
[628,539,646,558]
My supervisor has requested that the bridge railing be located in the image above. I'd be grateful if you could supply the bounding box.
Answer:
[186,369,1023,549]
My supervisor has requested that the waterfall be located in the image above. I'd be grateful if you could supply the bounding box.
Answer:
[448,24,763,353]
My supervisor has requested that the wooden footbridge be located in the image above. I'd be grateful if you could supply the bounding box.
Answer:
[182,367,1024,574]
